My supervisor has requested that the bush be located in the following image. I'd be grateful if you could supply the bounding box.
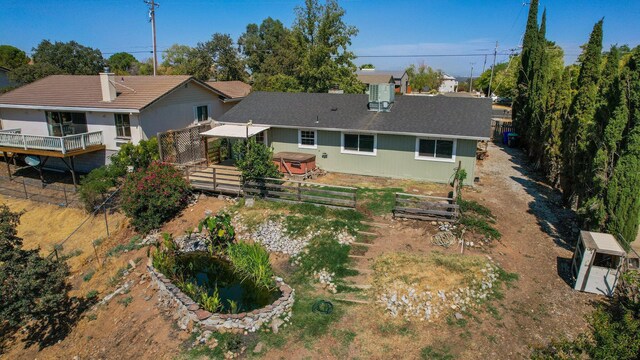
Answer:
[120,161,191,233]
[109,137,159,174]
[232,138,281,181]
[198,213,236,253]
[78,165,120,212]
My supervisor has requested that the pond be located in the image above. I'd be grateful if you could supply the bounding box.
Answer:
[175,252,280,313]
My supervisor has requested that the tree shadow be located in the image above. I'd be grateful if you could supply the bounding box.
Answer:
[556,256,575,287]
[494,143,577,251]
[1,296,98,354]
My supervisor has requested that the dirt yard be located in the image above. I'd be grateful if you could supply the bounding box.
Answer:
[1,143,600,359]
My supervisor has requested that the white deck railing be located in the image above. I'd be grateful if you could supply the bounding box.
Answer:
[0,130,104,154]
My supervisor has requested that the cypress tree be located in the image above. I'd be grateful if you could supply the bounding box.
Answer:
[605,47,640,246]
[525,9,549,167]
[561,19,603,208]
[543,66,572,187]
[512,0,539,137]
[582,46,626,227]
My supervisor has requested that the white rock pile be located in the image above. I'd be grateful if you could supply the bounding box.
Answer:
[336,230,355,245]
[378,262,500,321]
[251,220,315,256]
[313,268,338,293]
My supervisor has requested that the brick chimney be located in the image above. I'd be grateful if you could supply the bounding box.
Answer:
[99,67,116,102]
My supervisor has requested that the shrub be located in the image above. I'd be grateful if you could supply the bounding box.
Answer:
[198,213,236,253]
[120,161,191,233]
[227,242,275,290]
[78,165,120,212]
[232,138,281,181]
[151,233,179,277]
[110,137,159,174]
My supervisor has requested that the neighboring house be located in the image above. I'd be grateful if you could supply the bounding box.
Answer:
[0,72,242,176]
[0,66,11,90]
[217,84,491,183]
[206,80,252,102]
[438,74,458,93]
[356,69,409,94]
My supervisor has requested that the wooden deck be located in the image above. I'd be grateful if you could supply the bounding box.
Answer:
[185,164,243,195]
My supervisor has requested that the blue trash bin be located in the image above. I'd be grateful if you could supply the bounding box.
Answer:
[502,131,511,145]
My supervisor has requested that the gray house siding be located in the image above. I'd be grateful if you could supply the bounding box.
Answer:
[267,127,476,183]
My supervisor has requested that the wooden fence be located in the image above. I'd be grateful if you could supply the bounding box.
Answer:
[184,165,243,195]
[158,123,211,165]
[491,120,515,142]
[392,193,459,222]
[243,177,357,209]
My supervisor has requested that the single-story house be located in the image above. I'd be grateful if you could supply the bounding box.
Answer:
[0,66,11,90]
[0,71,246,179]
[438,74,459,93]
[356,69,409,94]
[217,84,491,183]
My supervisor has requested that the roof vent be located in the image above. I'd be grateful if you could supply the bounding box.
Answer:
[368,83,394,112]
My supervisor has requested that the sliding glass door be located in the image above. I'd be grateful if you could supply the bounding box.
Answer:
[45,111,88,136]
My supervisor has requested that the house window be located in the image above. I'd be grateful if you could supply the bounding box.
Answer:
[254,131,266,145]
[195,105,209,122]
[415,137,456,162]
[45,111,87,136]
[114,114,131,138]
[341,133,376,155]
[298,129,317,149]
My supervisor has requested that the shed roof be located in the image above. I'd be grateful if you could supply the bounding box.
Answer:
[356,73,395,85]
[0,75,219,111]
[581,231,626,256]
[218,91,491,140]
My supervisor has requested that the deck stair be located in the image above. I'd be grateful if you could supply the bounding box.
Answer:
[185,164,243,195]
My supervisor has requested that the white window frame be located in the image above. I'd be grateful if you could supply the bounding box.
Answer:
[193,104,211,122]
[253,130,268,145]
[414,137,457,162]
[340,132,377,156]
[298,129,317,149]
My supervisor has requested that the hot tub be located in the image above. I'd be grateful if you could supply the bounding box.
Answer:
[273,152,316,175]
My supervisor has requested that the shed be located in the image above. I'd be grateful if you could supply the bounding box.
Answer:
[571,231,626,296]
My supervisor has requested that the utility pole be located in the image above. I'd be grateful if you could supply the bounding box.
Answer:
[144,0,159,76]
[487,41,499,97]
[482,54,487,74]
[469,63,475,93]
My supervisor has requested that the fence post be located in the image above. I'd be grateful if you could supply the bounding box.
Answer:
[22,178,28,199]
[297,182,302,202]
[104,206,110,237]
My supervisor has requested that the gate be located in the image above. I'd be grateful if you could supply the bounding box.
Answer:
[158,123,212,165]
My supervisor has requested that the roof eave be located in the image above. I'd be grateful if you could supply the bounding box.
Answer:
[0,104,141,113]
[217,121,488,141]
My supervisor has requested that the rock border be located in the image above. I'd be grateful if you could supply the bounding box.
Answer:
[147,258,294,333]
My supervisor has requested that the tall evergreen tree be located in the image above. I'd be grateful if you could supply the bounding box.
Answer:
[605,47,640,246]
[543,65,572,187]
[561,19,603,208]
[582,46,626,227]
[512,0,539,136]
[525,9,549,166]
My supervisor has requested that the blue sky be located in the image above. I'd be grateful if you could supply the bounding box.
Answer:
[1,0,639,76]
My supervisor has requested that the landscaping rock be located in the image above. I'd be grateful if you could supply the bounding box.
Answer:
[253,341,264,354]
[245,198,255,208]
[271,318,284,334]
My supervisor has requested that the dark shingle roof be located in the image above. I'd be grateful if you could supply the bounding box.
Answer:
[218,92,491,139]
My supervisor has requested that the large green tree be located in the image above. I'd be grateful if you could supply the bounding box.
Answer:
[512,0,539,136]
[604,47,640,246]
[0,45,29,69]
[239,17,298,78]
[198,33,248,81]
[406,63,443,93]
[475,59,519,98]
[561,19,603,208]
[161,44,212,80]
[107,52,138,75]
[542,65,572,187]
[32,40,105,75]
[0,205,71,346]
[291,0,363,93]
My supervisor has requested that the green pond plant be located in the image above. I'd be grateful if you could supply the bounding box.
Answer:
[226,242,276,290]
[198,212,236,253]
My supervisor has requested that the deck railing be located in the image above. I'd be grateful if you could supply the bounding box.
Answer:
[0,130,104,154]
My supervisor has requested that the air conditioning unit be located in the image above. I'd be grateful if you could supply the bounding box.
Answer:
[368,83,394,112]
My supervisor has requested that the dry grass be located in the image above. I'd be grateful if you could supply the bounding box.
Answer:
[313,172,449,195]
[372,252,489,293]
[1,195,128,271]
